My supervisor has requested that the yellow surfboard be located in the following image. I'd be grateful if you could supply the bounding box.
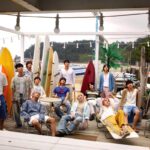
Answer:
[44,47,53,97]
[0,47,15,115]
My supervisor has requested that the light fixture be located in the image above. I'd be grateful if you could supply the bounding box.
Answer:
[63,43,66,49]
[148,9,150,30]
[90,42,92,48]
[51,42,53,47]
[54,14,60,33]
[15,12,20,31]
[117,43,120,48]
[11,37,13,43]
[147,41,150,47]
[3,38,5,44]
[99,13,104,31]
[132,42,134,49]
[76,43,79,48]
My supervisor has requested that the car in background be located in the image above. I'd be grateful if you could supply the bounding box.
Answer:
[114,72,139,92]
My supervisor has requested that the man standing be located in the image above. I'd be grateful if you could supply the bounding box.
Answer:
[60,59,75,103]
[21,91,56,136]
[11,63,32,127]
[0,72,8,130]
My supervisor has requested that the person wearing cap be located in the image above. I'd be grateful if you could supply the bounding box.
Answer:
[120,80,140,132]
[0,71,8,130]
[53,77,71,118]
[11,63,33,128]
[99,97,130,138]
[99,64,115,98]
[21,91,56,136]
[60,59,75,103]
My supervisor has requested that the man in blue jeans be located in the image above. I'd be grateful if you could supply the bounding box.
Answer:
[53,77,71,118]
[0,71,8,130]
[57,92,90,136]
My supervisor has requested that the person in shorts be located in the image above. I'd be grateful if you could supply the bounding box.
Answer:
[21,91,56,136]
[0,71,8,130]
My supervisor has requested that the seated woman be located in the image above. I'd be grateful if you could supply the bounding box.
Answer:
[57,92,90,136]
[98,97,130,138]
[85,82,99,120]
[53,77,71,118]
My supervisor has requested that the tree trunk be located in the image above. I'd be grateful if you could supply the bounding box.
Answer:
[139,46,147,108]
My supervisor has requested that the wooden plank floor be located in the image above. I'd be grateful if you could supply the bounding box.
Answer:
[0,131,149,150]
[3,116,150,148]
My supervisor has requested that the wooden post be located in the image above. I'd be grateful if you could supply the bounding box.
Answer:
[139,46,147,107]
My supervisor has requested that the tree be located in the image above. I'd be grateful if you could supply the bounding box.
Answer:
[99,43,124,69]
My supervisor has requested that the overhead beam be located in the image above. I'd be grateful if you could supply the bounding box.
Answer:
[22,31,150,36]
[0,26,23,35]
[10,0,40,12]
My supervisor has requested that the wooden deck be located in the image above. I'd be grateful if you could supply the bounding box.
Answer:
[0,131,149,150]
[3,117,150,148]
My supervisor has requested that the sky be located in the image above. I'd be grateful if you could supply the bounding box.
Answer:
[0,10,149,58]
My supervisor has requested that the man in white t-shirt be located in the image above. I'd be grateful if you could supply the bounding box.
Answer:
[60,59,75,103]
[0,72,8,130]
[120,80,140,132]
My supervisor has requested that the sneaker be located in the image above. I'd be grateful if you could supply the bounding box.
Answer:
[89,114,95,121]
[56,131,65,137]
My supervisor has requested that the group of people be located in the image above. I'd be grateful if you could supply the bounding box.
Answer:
[0,60,141,138]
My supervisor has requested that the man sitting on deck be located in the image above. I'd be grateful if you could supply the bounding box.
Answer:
[53,77,71,118]
[57,92,90,136]
[21,91,56,136]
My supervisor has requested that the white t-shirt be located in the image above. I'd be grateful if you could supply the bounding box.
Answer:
[31,85,46,98]
[0,72,8,95]
[103,73,109,87]
[60,68,75,85]
[100,98,115,121]
[19,76,25,94]
[125,89,138,106]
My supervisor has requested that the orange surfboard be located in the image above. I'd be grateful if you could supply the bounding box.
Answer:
[0,65,9,98]
[0,48,15,115]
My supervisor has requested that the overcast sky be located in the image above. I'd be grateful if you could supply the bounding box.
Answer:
[0,10,149,58]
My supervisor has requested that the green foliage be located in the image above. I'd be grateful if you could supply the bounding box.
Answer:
[99,43,124,69]
[24,40,94,63]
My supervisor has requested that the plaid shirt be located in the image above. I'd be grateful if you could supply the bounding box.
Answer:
[11,75,33,101]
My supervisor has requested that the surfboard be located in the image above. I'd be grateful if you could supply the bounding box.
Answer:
[0,47,15,114]
[40,36,50,87]
[81,60,95,95]
[105,124,139,139]
[0,65,9,100]
[44,47,53,97]
[32,36,41,79]
[50,51,60,96]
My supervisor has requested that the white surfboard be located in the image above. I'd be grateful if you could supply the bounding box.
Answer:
[40,35,50,87]
[50,51,60,96]
[32,36,41,79]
